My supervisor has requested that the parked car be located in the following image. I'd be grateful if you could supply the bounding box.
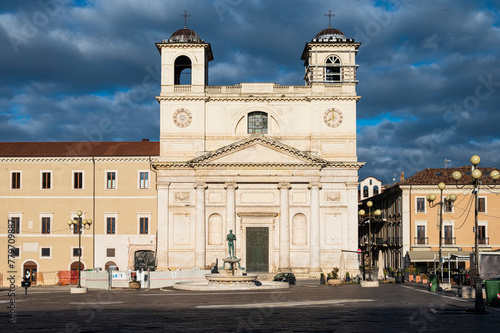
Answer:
[273,273,296,285]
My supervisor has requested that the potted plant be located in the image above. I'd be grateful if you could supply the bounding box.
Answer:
[328,267,342,286]
[421,274,428,284]
[345,271,350,283]
[129,277,141,290]
[320,273,325,285]
[404,268,410,281]
[327,273,332,281]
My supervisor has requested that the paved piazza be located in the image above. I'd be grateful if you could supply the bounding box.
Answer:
[2,283,499,332]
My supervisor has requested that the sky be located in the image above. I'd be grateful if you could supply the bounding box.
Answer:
[0,0,499,183]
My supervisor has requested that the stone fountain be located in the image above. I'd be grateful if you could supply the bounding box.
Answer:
[173,230,288,290]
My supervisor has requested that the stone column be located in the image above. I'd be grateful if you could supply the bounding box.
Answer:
[278,182,291,272]
[309,182,322,273]
[194,182,207,268]
[156,181,170,270]
[224,183,238,234]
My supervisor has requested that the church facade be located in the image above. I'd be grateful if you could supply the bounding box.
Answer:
[154,24,362,275]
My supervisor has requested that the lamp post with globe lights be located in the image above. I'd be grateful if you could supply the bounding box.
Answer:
[451,155,500,314]
[426,182,457,280]
[67,210,92,291]
[359,201,381,282]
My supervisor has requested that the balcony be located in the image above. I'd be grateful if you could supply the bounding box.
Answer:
[479,237,489,245]
[442,237,456,246]
[415,237,428,245]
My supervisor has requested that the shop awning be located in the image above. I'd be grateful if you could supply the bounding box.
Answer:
[407,251,471,263]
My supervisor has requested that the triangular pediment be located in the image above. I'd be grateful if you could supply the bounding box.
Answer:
[189,135,327,166]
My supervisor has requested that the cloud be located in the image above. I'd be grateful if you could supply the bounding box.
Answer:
[0,0,499,183]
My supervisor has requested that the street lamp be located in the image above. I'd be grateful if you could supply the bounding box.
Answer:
[359,201,381,282]
[452,155,500,314]
[67,210,92,289]
[427,182,457,280]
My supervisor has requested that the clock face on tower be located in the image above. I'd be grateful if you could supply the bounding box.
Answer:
[323,108,343,128]
[173,108,192,127]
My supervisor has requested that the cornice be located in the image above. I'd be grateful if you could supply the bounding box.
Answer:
[0,156,158,163]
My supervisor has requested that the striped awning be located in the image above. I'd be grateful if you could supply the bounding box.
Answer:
[407,250,471,262]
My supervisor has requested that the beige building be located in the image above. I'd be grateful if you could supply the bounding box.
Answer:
[359,167,500,273]
[2,22,363,285]
[1,142,158,285]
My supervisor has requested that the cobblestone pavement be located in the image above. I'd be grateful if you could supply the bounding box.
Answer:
[1,282,499,332]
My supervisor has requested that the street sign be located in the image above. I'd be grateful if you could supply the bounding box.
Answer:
[357,249,361,254]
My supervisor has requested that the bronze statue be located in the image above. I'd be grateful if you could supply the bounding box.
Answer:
[227,230,236,258]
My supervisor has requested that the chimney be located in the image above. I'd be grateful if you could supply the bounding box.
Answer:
[400,171,405,181]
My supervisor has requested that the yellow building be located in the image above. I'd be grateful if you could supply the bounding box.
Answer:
[359,166,500,274]
[1,141,158,285]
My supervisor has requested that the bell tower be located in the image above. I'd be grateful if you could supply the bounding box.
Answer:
[155,15,213,94]
[301,11,360,86]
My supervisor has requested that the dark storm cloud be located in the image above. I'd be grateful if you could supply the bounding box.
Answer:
[0,0,499,182]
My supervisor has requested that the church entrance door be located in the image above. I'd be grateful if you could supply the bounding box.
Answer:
[245,227,269,272]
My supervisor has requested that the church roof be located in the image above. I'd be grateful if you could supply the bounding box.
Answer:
[167,28,203,43]
[314,27,346,41]
[0,141,159,157]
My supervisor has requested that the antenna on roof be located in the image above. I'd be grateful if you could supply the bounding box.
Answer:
[444,159,452,168]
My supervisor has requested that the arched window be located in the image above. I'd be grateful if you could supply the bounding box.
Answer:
[247,112,268,134]
[363,185,369,198]
[373,186,379,196]
[174,56,192,85]
[325,55,341,82]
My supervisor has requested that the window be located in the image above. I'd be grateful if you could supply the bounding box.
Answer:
[140,217,149,234]
[478,197,486,213]
[416,198,425,212]
[416,225,426,244]
[10,247,20,257]
[478,225,488,244]
[107,248,115,257]
[106,171,116,189]
[107,217,116,234]
[41,171,51,189]
[42,217,50,234]
[73,248,81,257]
[325,55,341,82]
[247,112,268,134]
[444,225,454,245]
[41,248,51,257]
[10,217,20,234]
[139,171,149,189]
[363,186,369,198]
[73,217,82,234]
[73,172,83,189]
[11,171,21,189]
[444,199,453,212]
[373,186,379,196]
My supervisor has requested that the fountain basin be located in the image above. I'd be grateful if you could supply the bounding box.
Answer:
[173,279,289,291]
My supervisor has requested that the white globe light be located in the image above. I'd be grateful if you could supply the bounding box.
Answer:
[438,182,446,190]
[472,169,482,179]
[491,170,500,180]
[452,171,462,181]
[471,155,480,166]
[367,201,373,207]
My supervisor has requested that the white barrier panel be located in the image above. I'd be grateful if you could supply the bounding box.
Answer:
[149,268,210,289]
[81,271,109,289]
[81,268,210,289]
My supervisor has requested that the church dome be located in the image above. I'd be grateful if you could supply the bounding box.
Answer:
[168,28,203,43]
[314,27,346,41]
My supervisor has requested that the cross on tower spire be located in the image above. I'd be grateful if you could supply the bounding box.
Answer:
[181,10,191,29]
[324,10,335,28]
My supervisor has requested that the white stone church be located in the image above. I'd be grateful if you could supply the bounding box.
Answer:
[154,22,362,276]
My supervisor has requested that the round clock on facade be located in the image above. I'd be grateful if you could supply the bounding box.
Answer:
[173,108,192,127]
[323,108,343,128]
